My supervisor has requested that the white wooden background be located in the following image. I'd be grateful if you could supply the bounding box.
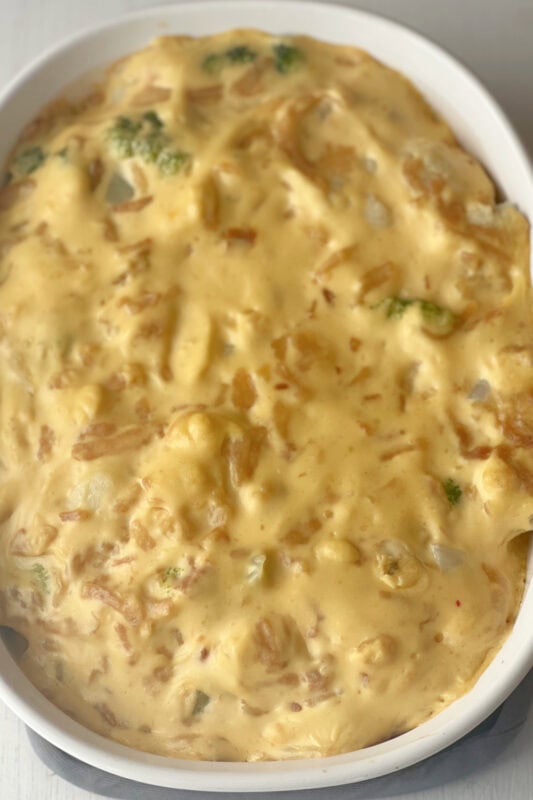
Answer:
[0,1,531,798]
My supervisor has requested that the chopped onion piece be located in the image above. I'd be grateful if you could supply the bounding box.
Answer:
[468,379,491,402]
[68,473,113,510]
[380,539,403,558]
[328,175,344,192]
[466,202,494,227]
[106,173,134,205]
[192,690,210,715]
[246,552,266,583]
[0,626,29,658]
[362,156,377,174]
[430,543,464,572]
[365,193,391,228]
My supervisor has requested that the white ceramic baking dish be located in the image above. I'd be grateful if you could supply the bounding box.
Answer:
[0,1,531,793]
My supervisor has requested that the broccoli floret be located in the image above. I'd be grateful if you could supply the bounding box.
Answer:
[31,563,50,594]
[443,478,462,506]
[133,131,166,163]
[379,295,456,334]
[115,116,142,134]
[419,300,456,333]
[157,148,191,176]
[202,53,225,74]
[107,116,142,158]
[107,113,191,177]
[13,146,46,176]
[273,43,305,74]
[384,296,416,318]
[142,110,164,130]
[226,45,257,64]
[203,46,257,73]
[161,566,182,584]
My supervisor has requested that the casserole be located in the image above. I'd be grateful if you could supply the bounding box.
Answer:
[0,0,528,789]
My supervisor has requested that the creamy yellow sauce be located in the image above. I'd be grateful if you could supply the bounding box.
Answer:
[0,30,531,762]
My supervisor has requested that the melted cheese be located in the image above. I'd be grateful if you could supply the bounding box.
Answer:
[0,31,531,761]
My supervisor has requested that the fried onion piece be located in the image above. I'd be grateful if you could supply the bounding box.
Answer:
[72,425,154,461]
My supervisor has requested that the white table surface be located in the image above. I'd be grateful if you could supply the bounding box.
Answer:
[0,1,531,798]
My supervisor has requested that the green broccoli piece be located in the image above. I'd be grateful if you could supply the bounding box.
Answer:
[159,566,183,595]
[142,110,164,130]
[378,295,456,334]
[107,116,142,158]
[31,563,50,594]
[203,46,257,73]
[107,113,191,177]
[13,146,46,176]
[384,296,416,318]
[419,300,457,334]
[157,148,191,176]
[443,478,462,506]
[273,43,305,74]
[226,45,257,64]
[133,131,166,163]
[115,116,142,134]
[161,566,183,585]
[202,53,225,74]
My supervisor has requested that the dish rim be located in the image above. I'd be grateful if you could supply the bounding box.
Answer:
[0,0,531,792]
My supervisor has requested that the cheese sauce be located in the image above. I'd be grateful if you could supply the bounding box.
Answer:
[0,31,531,761]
